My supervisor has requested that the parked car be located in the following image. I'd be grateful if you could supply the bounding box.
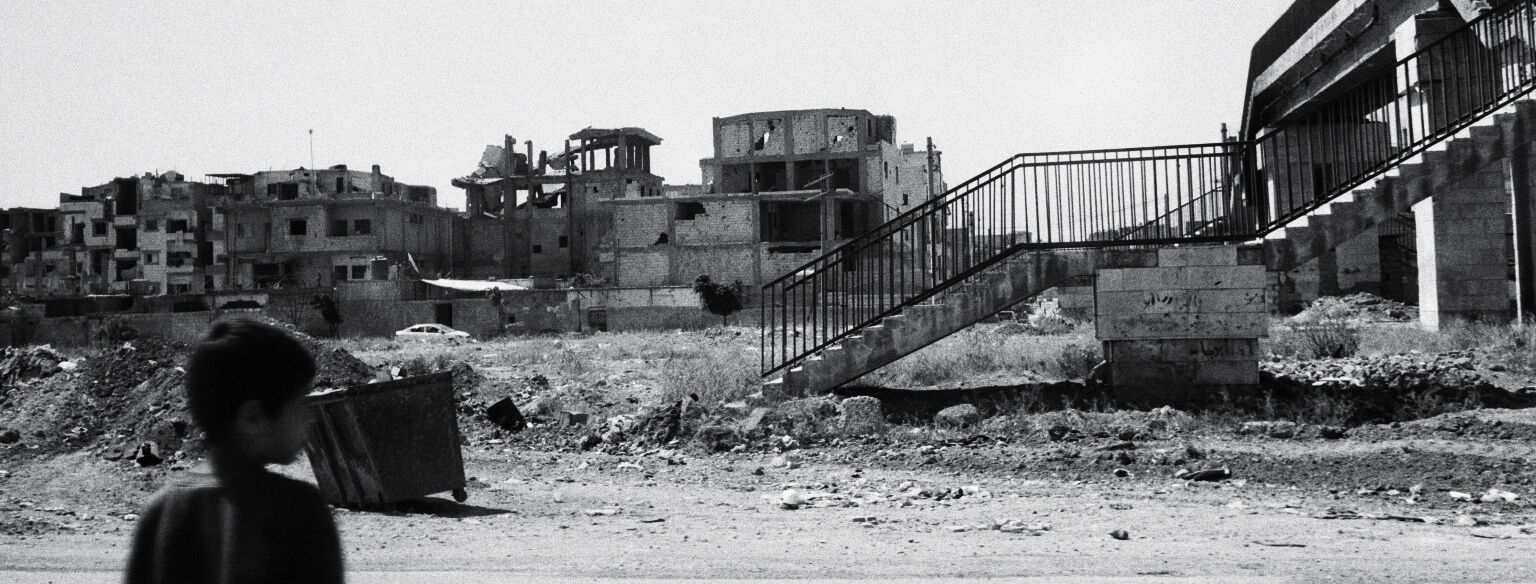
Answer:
[394,323,471,341]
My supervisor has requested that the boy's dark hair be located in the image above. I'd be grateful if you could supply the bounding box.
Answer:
[186,319,317,443]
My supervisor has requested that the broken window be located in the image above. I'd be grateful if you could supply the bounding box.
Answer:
[332,265,349,281]
[755,162,788,192]
[558,235,569,248]
[71,223,85,244]
[143,252,159,265]
[166,219,189,233]
[829,159,860,192]
[902,193,909,206]
[329,220,348,237]
[760,201,820,242]
[408,213,424,225]
[654,233,669,245]
[289,219,307,236]
[145,219,160,232]
[269,183,300,200]
[237,223,247,238]
[351,265,366,280]
[168,251,193,267]
[675,202,706,220]
[335,177,345,194]
[532,244,543,254]
[752,119,783,153]
[115,226,137,250]
[353,219,372,234]
[93,221,107,236]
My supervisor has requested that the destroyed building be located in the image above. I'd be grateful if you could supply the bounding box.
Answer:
[454,128,664,281]
[456,109,944,288]
[209,165,457,294]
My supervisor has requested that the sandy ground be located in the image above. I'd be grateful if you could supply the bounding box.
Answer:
[1,439,1533,583]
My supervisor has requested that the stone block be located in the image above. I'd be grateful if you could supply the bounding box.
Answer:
[838,395,885,435]
[1098,312,1268,340]
[933,403,982,428]
[1157,246,1238,267]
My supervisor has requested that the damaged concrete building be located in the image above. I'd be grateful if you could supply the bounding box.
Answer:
[457,109,944,289]
[210,165,456,294]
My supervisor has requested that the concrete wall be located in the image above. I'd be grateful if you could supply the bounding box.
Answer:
[1096,245,1267,405]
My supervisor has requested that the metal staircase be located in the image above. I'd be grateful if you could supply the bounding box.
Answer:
[761,0,1536,395]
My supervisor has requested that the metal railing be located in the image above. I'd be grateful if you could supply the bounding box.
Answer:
[761,0,1536,377]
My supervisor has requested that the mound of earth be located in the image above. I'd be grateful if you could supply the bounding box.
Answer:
[1293,292,1417,323]
[0,328,377,465]
[1261,351,1536,424]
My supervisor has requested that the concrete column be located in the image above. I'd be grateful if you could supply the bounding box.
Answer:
[1096,245,1268,406]
[1413,163,1512,330]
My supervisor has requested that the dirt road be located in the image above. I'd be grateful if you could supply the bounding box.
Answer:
[1,442,1533,583]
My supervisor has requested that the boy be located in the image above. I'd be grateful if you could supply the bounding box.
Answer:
[125,319,343,584]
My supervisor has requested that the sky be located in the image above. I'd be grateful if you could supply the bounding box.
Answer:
[0,1,1292,212]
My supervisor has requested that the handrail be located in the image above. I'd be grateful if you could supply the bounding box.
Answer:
[762,0,1536,378]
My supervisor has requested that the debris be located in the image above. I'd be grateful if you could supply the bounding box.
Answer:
[133,442,162,467]
[1449,491,1474,502]
[485,397,526,433]
[1253,541,1306,548]
[583,508,619,517]
[946,525,969,533]
[780,489,805,510]
[1240,421,1297,439]
[0,429,19,445]
[1184,467,1232,482]
[933,404,981,428]
[638,517,666,524]
[1480,488,1520,503]
[560,411,590,427]
[1109,529,1130,540]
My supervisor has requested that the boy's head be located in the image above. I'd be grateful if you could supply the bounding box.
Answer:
[186,319,317,464]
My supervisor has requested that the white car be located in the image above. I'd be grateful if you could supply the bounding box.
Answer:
[394,323,471,341]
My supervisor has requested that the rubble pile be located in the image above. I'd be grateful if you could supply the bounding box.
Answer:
[1261,351,1528,423]
[0,346,65,387]
[1293,292,1417,323]
[0,333,377,465]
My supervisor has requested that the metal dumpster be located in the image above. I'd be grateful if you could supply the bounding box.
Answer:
[302,371,467,507]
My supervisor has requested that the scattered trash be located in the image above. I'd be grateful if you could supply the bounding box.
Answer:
[1480,488,1520,503]
[1253,540,1306,548]
[584,508,618,517]
[485,398,526,432]
[1109,529,1130,540]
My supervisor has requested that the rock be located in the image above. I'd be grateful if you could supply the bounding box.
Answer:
[1317,426,1347,440]
[0,429,19,444]
[133,442,162,467]
[1480,488,1520,503]
[694,424,743,452]
[739,407,771,434]
[1183,444,1206,459]
[838,396,886,435]
[1113,468,1132,478]
[1109,529,1130,540]
[1047,425,1082,442]
[934,404,981,428]
[578,434,602,450]
[1449,491,1474,502]
[751,467,765,476]
[485,397,527,432]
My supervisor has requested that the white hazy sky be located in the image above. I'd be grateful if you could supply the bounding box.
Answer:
[1,1,1291,211]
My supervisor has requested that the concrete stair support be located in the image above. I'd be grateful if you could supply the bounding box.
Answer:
[764,248,1162,397]
[1264,100,1536,273]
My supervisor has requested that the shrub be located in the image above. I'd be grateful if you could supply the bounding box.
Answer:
[1291,319,1361,359]
[1052,342,1102,380]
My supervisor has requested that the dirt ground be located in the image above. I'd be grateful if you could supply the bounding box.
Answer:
[1,411,1534,582]
[3,317,1536,581]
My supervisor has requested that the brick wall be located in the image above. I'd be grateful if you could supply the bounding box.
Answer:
[671,246,755,286]
[674,201,754,245]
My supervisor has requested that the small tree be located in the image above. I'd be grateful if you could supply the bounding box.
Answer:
[309,294,342,338]
[692,275,745,327]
